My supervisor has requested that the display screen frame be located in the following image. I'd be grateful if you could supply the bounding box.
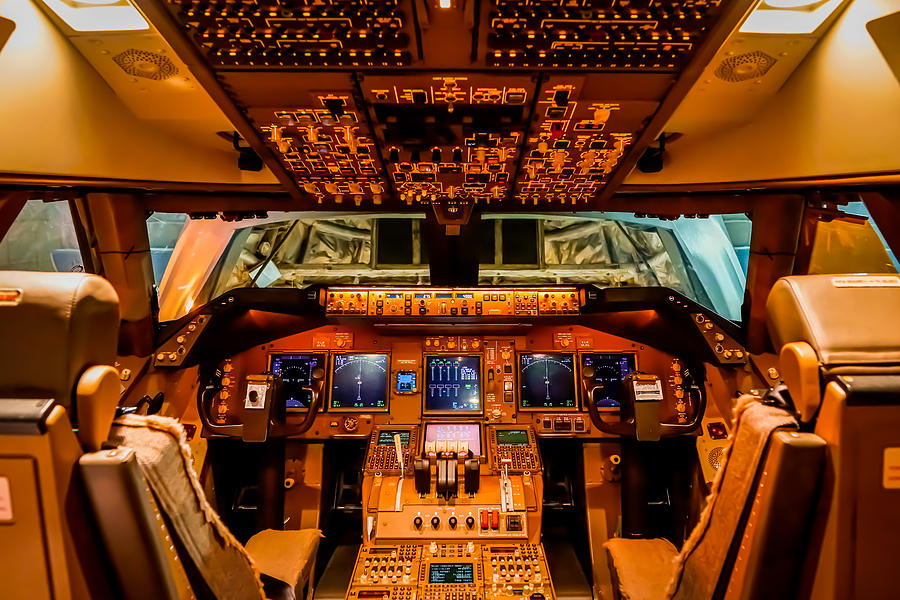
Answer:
[422,353,484,415]
[422,421,483,457]
[517,351,579,412]
[328,352,391,413]
[579,351,638,412]
[268,352,327,412]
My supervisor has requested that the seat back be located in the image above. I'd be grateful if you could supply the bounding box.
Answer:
[0,271,120,600]
[668,397,825,600]
[92,414,267,600]
[767,274,900,600]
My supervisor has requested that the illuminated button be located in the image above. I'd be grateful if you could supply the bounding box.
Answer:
[221,377,231,386]
[704,322,714,330]
[220,390,229,400]
[673,376,683,385]
[223,363,233,373]
[714,333,725,342]
[176,335,186,344]
[481,510,490,530]
[675,388,684,399]
[672,362,682,372]
[491,509,500,529]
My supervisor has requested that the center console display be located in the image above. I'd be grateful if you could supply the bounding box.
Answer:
[330,353,389,411]
[519,353,577,410]
[428,563,474,584]
[270,354,325,410]
[581,353,637,408]
[424,355,481,413]
[424,422,482,456]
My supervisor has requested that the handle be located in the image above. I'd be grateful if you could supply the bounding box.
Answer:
[658,382,705,436]
[197,383,243,437]
[275,386,322,436]
[585,386,636,436]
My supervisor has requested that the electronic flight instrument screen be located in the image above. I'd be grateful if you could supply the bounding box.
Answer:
[270,354,325,410]
[496,429,530,445]
[519,353,577,410]
[330,353,389,411]
[581,353,637,408]
[424,355,481,413]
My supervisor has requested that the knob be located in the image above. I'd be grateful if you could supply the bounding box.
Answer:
[448,516,458,529]
[431,516,440,529]
[413,516,423,530]
[465,515,475,529]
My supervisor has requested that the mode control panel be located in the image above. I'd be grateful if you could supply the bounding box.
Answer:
[325,287,581,317]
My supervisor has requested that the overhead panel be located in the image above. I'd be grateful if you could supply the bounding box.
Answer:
[155,0,732,209]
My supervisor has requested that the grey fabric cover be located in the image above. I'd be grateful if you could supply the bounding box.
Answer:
[110,414,267,600]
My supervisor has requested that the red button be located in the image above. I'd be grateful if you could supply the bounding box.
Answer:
[491,509,500,530]
[481,510,490,530]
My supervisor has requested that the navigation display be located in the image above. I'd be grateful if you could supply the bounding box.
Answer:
[424,423,482,456]
[428,562,474,584]
[519,353,577,410]
[581,353,637,408]
[496,429,529,445]
[424,355,481,413]
[330,353,389,410]
[377,430,411,446]
[270,354,325,410]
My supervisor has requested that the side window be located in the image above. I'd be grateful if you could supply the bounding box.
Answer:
[0,199,82,272]
[146,212,188,285]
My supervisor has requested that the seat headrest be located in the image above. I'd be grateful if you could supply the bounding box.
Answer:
[0,272,119,415]
[767,274,900,366]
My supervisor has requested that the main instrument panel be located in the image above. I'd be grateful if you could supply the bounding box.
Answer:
[147,0,738,209]
[207,322,693,438]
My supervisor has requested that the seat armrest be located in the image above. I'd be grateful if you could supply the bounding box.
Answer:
[245,529,322,589]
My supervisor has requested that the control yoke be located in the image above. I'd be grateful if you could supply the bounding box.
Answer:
[198,366,326,441]
[582,370,704,441]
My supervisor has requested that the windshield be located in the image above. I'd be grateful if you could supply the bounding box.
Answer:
[157,212,749,322]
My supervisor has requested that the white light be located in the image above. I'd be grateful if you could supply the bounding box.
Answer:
[439,0,452,8]
[39,0,149,32]
[740,0,844,34]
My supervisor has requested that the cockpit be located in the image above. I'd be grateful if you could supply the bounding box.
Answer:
[0,1,899,599]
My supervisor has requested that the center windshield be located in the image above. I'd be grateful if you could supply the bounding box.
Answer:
[155,212,749,322]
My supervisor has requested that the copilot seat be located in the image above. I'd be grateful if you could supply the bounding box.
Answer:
[767,274,900,599]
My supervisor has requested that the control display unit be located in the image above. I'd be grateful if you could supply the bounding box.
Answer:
[396,370,417,393]
[330,353,390,411]
[519,353,577,410]
[428,562,474,584]
[269,354,325,410]
[424,422,482,456]
[581,353,638,409]
[424,355,482,413]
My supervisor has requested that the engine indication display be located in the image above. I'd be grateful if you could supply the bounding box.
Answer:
[519,353,577,410]
[581,353,637,409]
[330,353,390,411]
[424,355,481,413]
[270,354,325,410]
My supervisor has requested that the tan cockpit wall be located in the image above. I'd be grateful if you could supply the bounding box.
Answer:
[0,0,278,185]
[625,0,900,187]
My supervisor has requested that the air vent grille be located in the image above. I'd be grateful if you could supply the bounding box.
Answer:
[714,51,776,82]
[113,49,178,81]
